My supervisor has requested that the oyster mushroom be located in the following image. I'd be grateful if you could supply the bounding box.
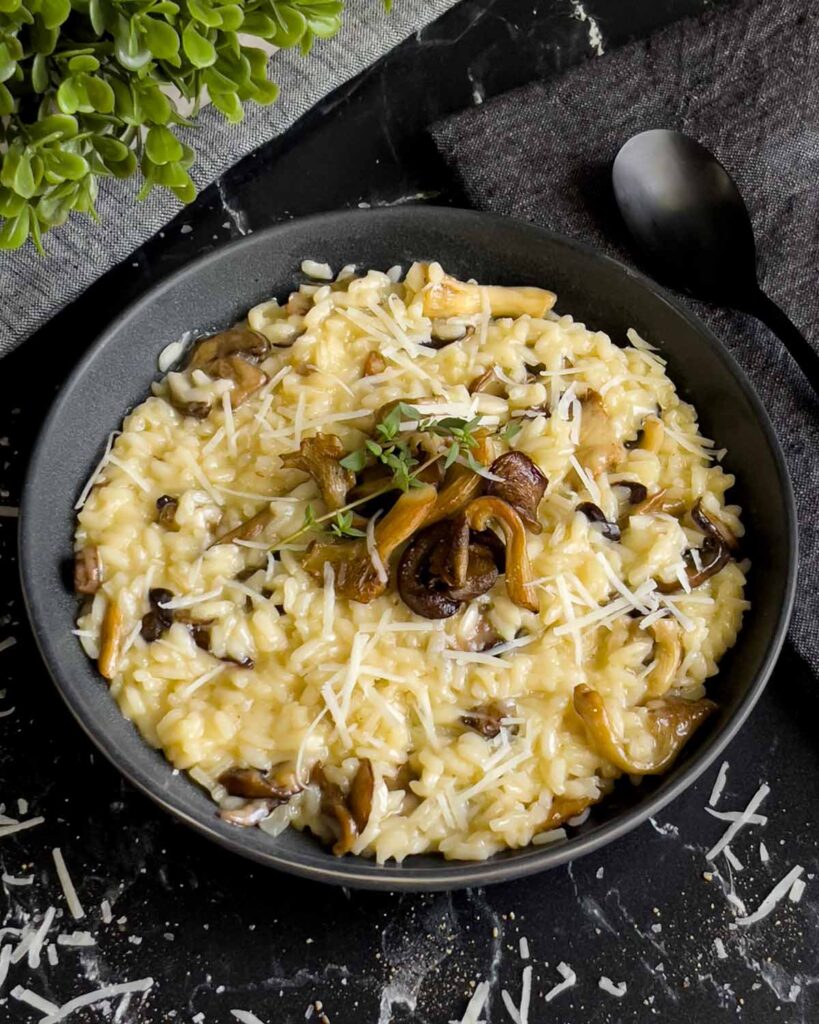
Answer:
[461,700,515,739]
[422,274,556,319]
[311,764,359,856]
[485,452,548,533]
[690,500,739,553]
[638,415,665,453]
[362,351,386,376]
[98,598,124,680]
[219,800,274,828]
[462,496,538,612]
[576,390,625,478]
[348,759,375,834]
[577,502,621,542]
[212,507,275,547]
[304,485,438,603]
[423,434,495,527]
[468,368,505,396]
[140,587,175,642]
[397,520,499,619]
[219,763,302,802]
[657,534,731,593]
[611,480,649,506]
[280,433,355,511]
[633,487,687,517]
[156,494,179,528]
[187,326,270,408]
[74,546,101,595]
[536,794,598,835]
[645,618,682,697]
[573,684,716,775]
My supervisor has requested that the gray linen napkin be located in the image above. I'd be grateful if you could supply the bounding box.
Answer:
[430,0,819,673]
[0,0,460,355]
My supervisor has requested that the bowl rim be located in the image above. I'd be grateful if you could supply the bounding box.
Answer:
[18,206,797,890]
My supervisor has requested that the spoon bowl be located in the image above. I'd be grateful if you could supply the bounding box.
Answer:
[613,129,819,392]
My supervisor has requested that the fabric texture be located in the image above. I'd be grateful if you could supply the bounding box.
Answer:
[430,0,819,672]
[0,0,459,355]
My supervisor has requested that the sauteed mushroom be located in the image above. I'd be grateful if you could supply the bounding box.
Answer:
[462,700,515,739]
[74,546,101,595]
[362,351,386,376]
[468,368,505,396]
[422,274,556,319]
[645,618,683,697]
[219,800,273,827]
[397,520,499,619]
[577,502,621,542]
[348,759,375,833]
[423,434,494,527]
[462,496,538,612]
[657,534,731,593]
[634,488,686,517]
[690,499,739,552]
[280,433,355,511]
[304,485,438,603]
[98,599,124,680]
[573,684,715,775]
[140,587,174,642]
[537,794,597,834]
[187,325,269,370]
[219,763,301,802]
[311,764,361,856]
[611,480,648,506]
[485,452,547,533]
[576,390,625,478]
[156,494,179,527]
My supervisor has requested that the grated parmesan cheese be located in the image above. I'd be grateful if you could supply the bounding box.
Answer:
[231,1012,268,1024]
[706,783,769,861]
[714,937,728,959]
[52,848,85,920]
[450,980,490,1024]
[222,390,238,457]
[322,562,336,637]
[569,454,601,505]
[0,505,19,517]
[366,513,388,585]
[40,977,154,1023]
[545,962,576,1002]
[11,986,60,1015]
[0,944,10,990]
[2,873,33,886]
[708,761,730,806]
[731,865,804,928]
[0,816,44,839]
[301,259,333,280]
[759,841,770,864]
[74,431,120,510]
[789,877,806,904]
[27,906,56,969]
[598,977,627,998]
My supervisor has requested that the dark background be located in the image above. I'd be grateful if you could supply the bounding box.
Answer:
[2,0,818,1021]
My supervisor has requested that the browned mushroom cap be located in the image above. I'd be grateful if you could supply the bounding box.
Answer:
[611,480,649,506]
[187,325,269,371]
[98,599,124,680]
[397,519,500,619]
[219,763,302,802]
[689,500,739,553]
[423,433,495,528]
[462,496,538,612]
[348,759,375,833]
[422,274,556,319]
[362,351,386,376]
[156,494,179,527]
[577,502,621,542]
[280,433,354,511]
[74,546,101,595]
[576,391,625,478]
[140,587,175,642]
[536,794,598,836]
[461,700,515,739]
[219,799,274,828]
[656,535,731,594]
[573,684,716,775]
[213,355,269,407]
[311,765,359,856]
[304,485,438,603]
[486,452,547,533]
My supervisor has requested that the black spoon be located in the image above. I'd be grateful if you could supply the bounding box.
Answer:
[612,129,819,392]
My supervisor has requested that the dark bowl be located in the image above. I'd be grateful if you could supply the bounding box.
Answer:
[19,208,796,890]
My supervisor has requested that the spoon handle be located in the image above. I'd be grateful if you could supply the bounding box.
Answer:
[751,291,819,395]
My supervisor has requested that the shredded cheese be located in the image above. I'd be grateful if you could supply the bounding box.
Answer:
[706,783,770,861]
[714,937,728,959]
[322,562,336,637]
[708,761,730,806]
[0,816,44,839]
[40,977,154,1023]
[450,981,490,1024]
[598,977,627,998]
[11,986,60,1014]
[27,907,56,969]
[366,513,388,584]
[731,865,804,928]
[74,431,120,510]
[569,454,601,505]
[52,848,85,920]
[545,962,577,1002]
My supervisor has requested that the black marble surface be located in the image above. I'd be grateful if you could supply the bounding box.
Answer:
[2,0,818,1021]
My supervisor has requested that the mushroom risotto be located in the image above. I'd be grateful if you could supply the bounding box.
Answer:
[73,261,749,862]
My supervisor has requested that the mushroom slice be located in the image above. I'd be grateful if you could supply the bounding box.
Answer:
[422,274,556,319]
[486,452,547,533]
[187,325,269,371]
[633,487,687,517]
[219,763,301,802]
[98,598,124,680]
[657,534,731,593]
[577,502,621,542]
[611,480,648,506]
[573,684,716,775]
[304,485,438,603]
[348,759,375,833]
[363,351,386,376]
[638,415,665,453]
[74,546,101,595]
[645,618,682,697]
[576,390,625,478]
[280,433,355,511]
[461,700,515,739]
[462,496,538,612]
[210,354,268,408]
[689,500,739,553]
[311,765,359,857]
[423,434,495,528]
[156,494,179,527]
[468,368,505,396]
[213,507,275,547]
[536,794,597,835]
[219,799,273,828]
[397,520,499,619]
[140,587,175,642]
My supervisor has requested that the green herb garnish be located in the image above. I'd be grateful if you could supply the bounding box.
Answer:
[329,510,366,539]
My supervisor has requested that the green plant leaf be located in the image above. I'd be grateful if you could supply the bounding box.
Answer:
[45,148,89,180]
[270,5,307,48]
[240,11,275,36]
[89,0,106,35]
[30,18,59,54]
[0,206,30,249]
[93,135,129,162]
[29,113,79,140]
[137,82,172,122]
[0,187,26,217]
[40,0,70,30]
[0,0,22,13]
[56,76,85,113]
[145,124,183,164]
[68,54,100,72]
[0,80,13,114]
[182,21,216,67]
[210,88,242,122]
[171,178,196,203]
[188,0,221,27]
[141,16,180,60]
[84,74,115,112]
[218,4,243,31]
[31,52,49,92]
[1,145,36,198]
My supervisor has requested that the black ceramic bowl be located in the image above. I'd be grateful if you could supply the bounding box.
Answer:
[20,208,796,890]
